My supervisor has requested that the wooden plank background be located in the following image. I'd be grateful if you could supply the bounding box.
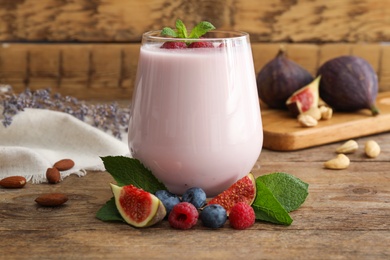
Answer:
[0,0,390,100]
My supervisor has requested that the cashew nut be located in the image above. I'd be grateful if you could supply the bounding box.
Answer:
[319,106,333,120]
[365,140,380,158]
[302,107,322,120]
[336,140,359,154]
[324,154,350,169]
[298,114,318,127]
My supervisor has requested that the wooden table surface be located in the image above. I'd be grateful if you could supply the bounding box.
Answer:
[1,132,390,260]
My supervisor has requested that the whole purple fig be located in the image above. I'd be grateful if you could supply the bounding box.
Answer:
[317,56,379,115]
[256,49,314,109]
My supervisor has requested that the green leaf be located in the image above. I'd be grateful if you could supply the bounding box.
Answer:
[189,21,216,39]
[101,156,167,194]
[252,179,293,225]
[161,27,177,38]
[96,197,124,222]
[175,19,188,38]
[258,172,309,212]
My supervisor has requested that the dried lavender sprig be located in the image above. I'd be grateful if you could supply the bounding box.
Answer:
[0,86,130,140]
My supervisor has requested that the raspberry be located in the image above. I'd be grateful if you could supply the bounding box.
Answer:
[168,202,199,229]
[160,41,187,49]
[181,187,206,208]
[188,41,214,48]
[228,202,255,230]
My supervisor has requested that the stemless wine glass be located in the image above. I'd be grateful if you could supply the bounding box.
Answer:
[128,30,263,196]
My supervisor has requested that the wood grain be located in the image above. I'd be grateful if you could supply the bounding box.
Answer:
[1,1,390,99]
[1,43,390,100]
[1,0,390,43]
[1,133,389,259]
[0,43,138,100]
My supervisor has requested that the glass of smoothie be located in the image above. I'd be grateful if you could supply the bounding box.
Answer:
[128,28,263,197]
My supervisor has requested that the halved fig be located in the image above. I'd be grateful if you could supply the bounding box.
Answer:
[207,173,256,215]
[286,76,321,117]
[110,184,166,227]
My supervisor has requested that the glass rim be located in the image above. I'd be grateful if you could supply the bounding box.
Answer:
[142,30,249,42]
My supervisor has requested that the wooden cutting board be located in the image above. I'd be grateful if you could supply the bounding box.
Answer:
[262,91,390,151]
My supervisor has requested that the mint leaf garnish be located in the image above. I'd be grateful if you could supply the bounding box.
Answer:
[189,21,216,38]
[160,19,215,39]
[101,156,167,194]
[252,172,309,225]
[252,179,293,225]
[175,19,188,38]
[258,172,309,212]
[96,197,124,222]
[161,27,177,38]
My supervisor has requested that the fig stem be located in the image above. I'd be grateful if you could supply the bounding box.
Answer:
[371,105,380,116]
[278,45,287,56]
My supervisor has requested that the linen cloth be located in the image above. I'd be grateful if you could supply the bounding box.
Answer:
[0,108,129,183]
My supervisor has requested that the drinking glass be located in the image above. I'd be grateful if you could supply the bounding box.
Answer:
[128,30,263,196]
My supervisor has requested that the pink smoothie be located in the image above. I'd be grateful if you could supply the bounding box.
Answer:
[128,41,263,196]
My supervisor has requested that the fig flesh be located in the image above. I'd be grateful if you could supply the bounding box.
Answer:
[110,184,166,227]
[317,55,379,115]
[286,76,320,116]
[257,48,314,109]
[207,173,256,216]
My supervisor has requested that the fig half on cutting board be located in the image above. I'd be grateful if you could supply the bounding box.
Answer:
[317,55,379,116]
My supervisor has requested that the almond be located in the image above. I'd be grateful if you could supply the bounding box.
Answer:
[46,167,61,184]
[53,159,75,171]
[0,176,27,188]
[35,193,68,207]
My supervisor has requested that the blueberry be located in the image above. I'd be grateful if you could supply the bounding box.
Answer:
[155,190,181,215]
[200,204,227,228]
[181,187,207,209]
